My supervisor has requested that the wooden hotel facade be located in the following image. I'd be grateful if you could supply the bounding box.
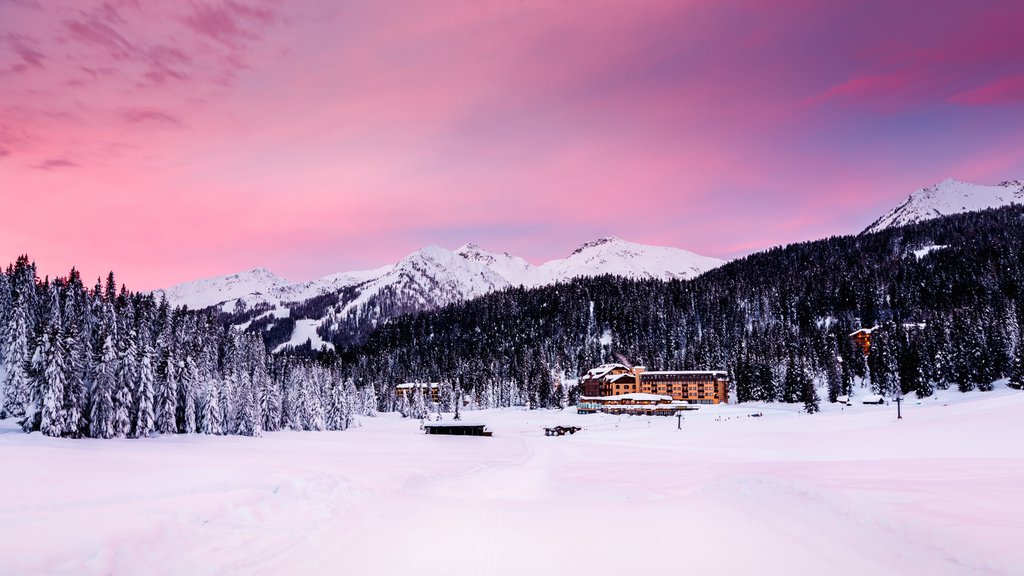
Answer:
[580,364,729,405]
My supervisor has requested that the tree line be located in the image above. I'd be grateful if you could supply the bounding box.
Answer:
[0,258,372,438]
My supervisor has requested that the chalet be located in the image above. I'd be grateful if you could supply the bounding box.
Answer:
[849,328,874,355]
[861,394,885,405]
[578,365,730,406]
[396,382,440,404]
[576,393,698,416]
[580,364,633,397]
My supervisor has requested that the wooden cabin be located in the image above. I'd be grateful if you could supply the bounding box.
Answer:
[849,328,874,356]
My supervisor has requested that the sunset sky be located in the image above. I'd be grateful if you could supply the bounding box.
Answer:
[2,0,1023,290]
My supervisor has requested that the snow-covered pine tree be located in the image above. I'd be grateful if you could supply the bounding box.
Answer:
[233,373,262,437]
[155,350,178,434]
[200,381,223,434]
[868,325,898,397]
[112,331,136,439]
[178,355,198,434]
[40,326,69,436]
[134,342,156,437]
[799,360,820,414]
[90,333,117,439]
[410,383,428,420]
[302,368,326,431]
[343,378,356,429]
[1009,335,1024,390]
[782,354,800,404]
[1,259,35,418]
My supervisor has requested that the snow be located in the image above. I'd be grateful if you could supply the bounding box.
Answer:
[153,267,291,310]
[913,244,948,259]
[396,382,439,389]
[580,393,672,402]
[2,385,1022,575]
[865,178,1024,234]
[538,236,726,283]
[273,319,334,353]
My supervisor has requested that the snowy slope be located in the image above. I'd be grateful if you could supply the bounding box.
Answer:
[3,385,1023,575]
[155,237,726,349]
[154,268,290,310]
[864,178,1024,234]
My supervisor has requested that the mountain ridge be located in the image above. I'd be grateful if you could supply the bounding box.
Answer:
[153,237,726,350]
[864,177,1024,234]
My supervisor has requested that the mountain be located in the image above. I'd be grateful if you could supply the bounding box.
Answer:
[538,236,725,282]
[154,237,725,350]
[864,178,1024,234]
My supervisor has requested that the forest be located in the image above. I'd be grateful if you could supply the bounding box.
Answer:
[0,262,372,438]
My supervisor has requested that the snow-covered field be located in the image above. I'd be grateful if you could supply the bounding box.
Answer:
[2,387,1022,575]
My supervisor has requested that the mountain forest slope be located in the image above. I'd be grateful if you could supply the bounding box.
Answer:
[346,206,1024,410]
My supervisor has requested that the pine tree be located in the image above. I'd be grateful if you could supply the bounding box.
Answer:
[868,325,898,397]
[134,344,156,437]
[200,381,223,435]
[40,327,69,436]
[178,355,198,434]
[1009,335,1024,390]
[90,334,117,439]
[799,362,820,414]
[155,351,178,434]
[782,355,800,404]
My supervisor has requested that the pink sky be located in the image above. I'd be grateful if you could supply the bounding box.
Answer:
[2,0,1023,290]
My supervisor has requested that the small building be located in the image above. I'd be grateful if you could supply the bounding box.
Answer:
[861,394,885,405]
[580,364,634,397]
[577,393,698,416]
[423,422,490,436]
[849,328,874,355]
[396,382,440,404]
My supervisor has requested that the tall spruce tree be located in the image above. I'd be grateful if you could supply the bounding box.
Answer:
[90,334,117,439]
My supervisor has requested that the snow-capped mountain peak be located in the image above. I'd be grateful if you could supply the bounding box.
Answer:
[545,236,726,282]
[864,178,1024,234]
[570,236,624,255]
[455,243,539,287]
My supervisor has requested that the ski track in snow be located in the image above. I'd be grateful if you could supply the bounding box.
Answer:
[2,387,1023,575]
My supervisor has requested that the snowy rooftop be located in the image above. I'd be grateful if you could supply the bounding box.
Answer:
[580,393,672,402]
[397,382,440,389]
[639,370,727,376]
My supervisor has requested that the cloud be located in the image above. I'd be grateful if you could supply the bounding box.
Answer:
[63,16,134,59]
[31,157,79,170]
[3,33,46,71]
[182,1,276,47]
[0,147,10,158]
[950,75,1024,106]
[120,107,182,126]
